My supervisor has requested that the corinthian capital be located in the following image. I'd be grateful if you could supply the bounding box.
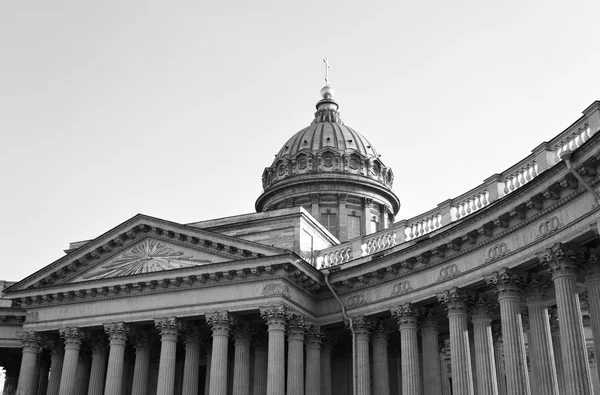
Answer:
[349,315,373,336]
[485,267,524,299]
[391,303,421,329]
[537,242,585,278]
[260,305,288,330]
[206,311,233,335]
[154,317,181,339]
[104,322,130,343]
[437,287,469,315]
[59,327,85,347]
[469,293,497,320]
[18,331,42,352]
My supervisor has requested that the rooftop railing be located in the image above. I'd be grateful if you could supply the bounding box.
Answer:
[316,101,600,269]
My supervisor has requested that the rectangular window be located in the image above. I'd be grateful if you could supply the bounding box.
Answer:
[321,213,337,236]
[348,215,361,240]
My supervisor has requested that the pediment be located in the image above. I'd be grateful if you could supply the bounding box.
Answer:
[6,214,285,292]
[71,237,228,282]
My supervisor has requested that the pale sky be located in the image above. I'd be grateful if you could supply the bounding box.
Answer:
[1,1,599,281]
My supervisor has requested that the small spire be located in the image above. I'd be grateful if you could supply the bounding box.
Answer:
[323,57,331,86]
[312,58,342,124]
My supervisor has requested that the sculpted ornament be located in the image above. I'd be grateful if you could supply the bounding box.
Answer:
[537,242,585,278]
[206,312,233,335]
[59,327,85,346]
[260,305,288,329]
[391,303,421,328]
[154,317,181,338]
[261,283,291,298]
[437,287,469,314]
[24,311,39,323]
[485,242,510,263]
[84,240,212,280]
[18,331,42,351]
[438,264,461,282]
[391,280,412,296]
[104,322,130,342]
[537,216,562,239]
[349,315,373,336]
[485,267,524,298]
[346,294,366,309]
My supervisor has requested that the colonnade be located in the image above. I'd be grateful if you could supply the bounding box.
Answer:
[8,243,600,395]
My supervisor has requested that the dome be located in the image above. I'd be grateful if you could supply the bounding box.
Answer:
[256,85,400,242]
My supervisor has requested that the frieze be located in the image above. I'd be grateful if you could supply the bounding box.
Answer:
[438,264,461,282]
[391,280,412,296]
[24,311,39,323]
[537,216,562,240]
[346,294,366,308]
[485,242,510,263]
[261,283,291,298]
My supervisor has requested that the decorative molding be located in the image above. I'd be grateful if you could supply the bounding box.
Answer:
[261,283,290,298]
[391,280,412,296]
[84,240,212,280]
[346,294,366,309]
[537,216,562,239]
[24,311,39,323]
[485,242,510,263]
[438,264,461,282]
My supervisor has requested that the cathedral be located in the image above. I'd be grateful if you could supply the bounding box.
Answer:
[1,80,600,395]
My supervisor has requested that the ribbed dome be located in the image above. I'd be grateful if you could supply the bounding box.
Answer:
[274,122,379,162]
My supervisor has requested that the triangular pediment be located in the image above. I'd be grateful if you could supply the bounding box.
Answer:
[6,214,285,293]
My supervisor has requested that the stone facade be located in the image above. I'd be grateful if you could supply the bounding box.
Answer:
[1,90,600,394]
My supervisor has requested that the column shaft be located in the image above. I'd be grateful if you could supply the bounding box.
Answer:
[554,275,593,394]
[131,344,151,395]
[15,333,41,395]
[372,329,390,395]
[493,336,508,395]
[526,301,558,395]
[74,355,91,395]
[58,328,83,395]
[182,340,201,395]
[232,330,251,395]
[204,348,212,395]
[498,295,530,394]
[155,317,180,395]
[287,327,304,395]
[422,317,443,395]
[87,341,107,395]
[320,342,332,395]
[305,336,321,395]
[45,347,64,395]
[472,318,498,395]
[252,346,267,395]
[585,275,600,385]
[261,307,286,395]
[103,323,129,395]
[393,305,421,395]
[207,312,231,395]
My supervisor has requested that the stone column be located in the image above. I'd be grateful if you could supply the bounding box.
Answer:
[421,310,443,395]
[362,198,372,236]
[155,317,181,395]
[337,193,348,241]
[103,322,130,395]
[485,268,530,395]
[287,316,306,395]
[392,303,421,395]
[181,326,202,395]
[207,312,232,395]
[16,331,42,395]
[232,324,251,395]
[260,305,287,395]
[548,309,565,394]
[204,345,212,395]
[523,274,559,395]
[470,295,499,395]
[492,326,508,395]
[351,316,372,395]
[46,341,64,395]
[372,325,390,395]
[310,194,320,220]
[36,357,50,395]
[58,327,84,395]
[130,332,152,395]
[87,337,107,395]
[252,339,268,395]
[437,288,474,395]
[306,327,322,395]
[320,334,332,395]
[538,243,593,394]
[582,247,600,386]
[589,349,600,394]
[439,348,451,395]
[74,350,92,395]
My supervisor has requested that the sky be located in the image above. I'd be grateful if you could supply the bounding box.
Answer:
[1,1,599,281]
